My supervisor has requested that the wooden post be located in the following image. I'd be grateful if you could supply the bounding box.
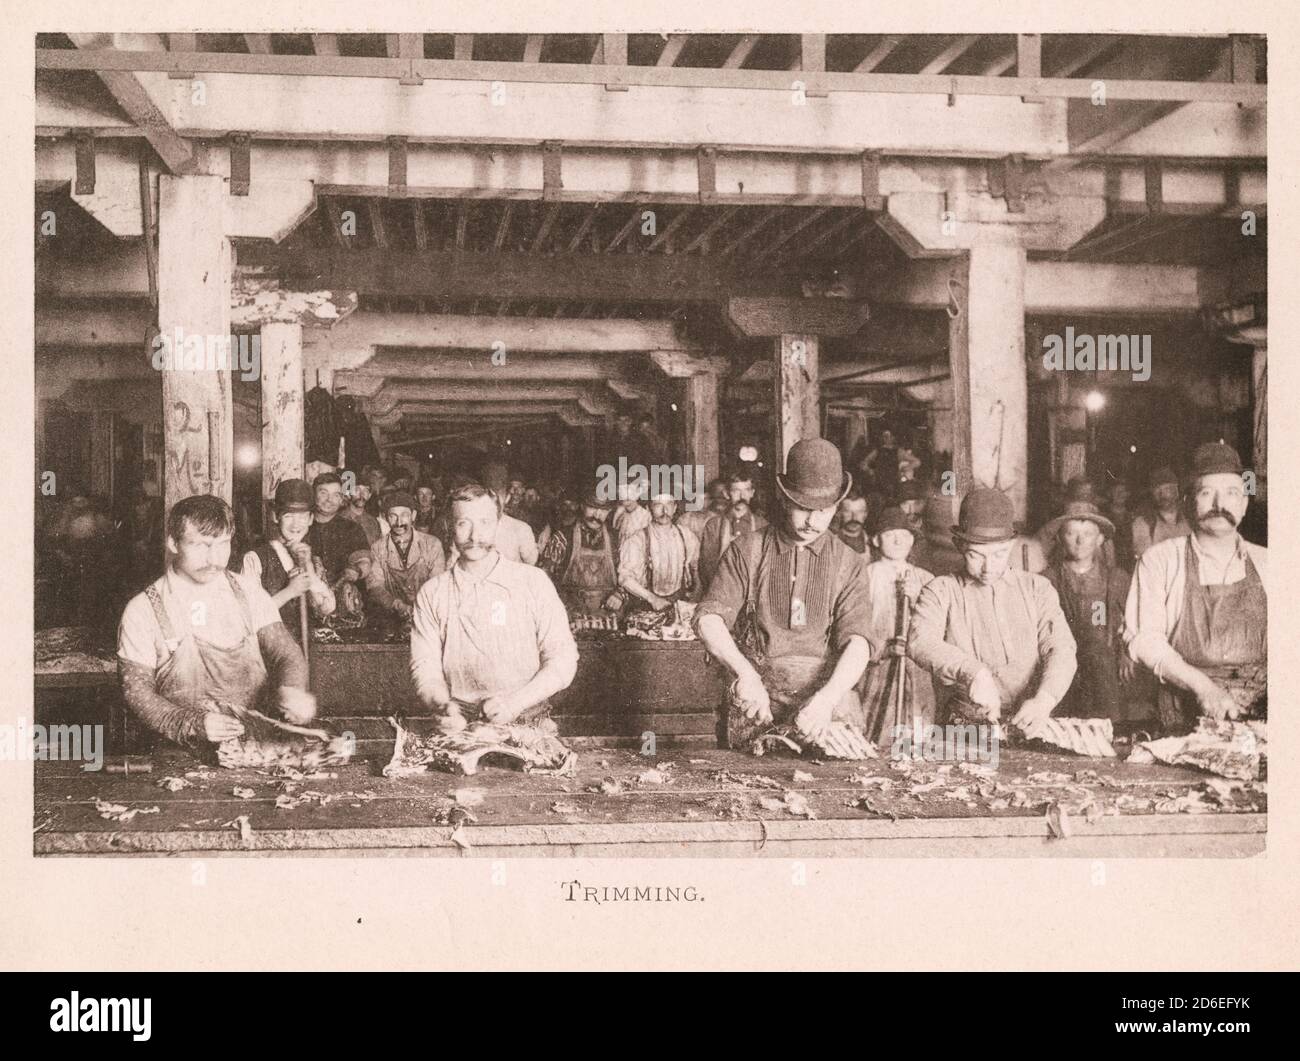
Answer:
[259,322,305,498]
[1251,343,1266,495]
[684,371,720,483]
[89,411,113,498]
[158,175,233,515]
[947,246,1028,519]
[775,333,820,465]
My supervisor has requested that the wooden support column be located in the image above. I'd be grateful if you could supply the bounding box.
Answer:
[684,371,720,483]
[947,246,1028,519]
[1251,343,1266,494]
[260,322,305,498]
[158,175,233,514]
[89,411,113,497]
[775,333,820,466]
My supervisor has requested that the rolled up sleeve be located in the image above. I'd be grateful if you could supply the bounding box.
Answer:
[693,538,747,633]
[530,570,579,683]
[1124,548,1182,679]
[831,557,875,653]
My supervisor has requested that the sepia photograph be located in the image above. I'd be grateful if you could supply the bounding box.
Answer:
[26,22,1270,861]
[4,0,1297,987]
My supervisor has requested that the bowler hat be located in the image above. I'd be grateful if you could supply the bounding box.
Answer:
[1190,442,1245,479]
[952,486,1017,545]
[273,478,314,514]
[775,438,852,510]
[874,507,915,537]
[1040,500,1116,543]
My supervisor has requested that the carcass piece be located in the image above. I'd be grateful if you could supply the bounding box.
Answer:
[1127,718,1266,781]
[384,718,577,778]
[751,723,877,761]
[209,701,353,771]
[1018,717,1117,758]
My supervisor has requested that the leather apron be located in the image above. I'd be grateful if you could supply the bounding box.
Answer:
[1052,561,1123,721]
[144,571,270,718]
[561,524,619,614]
[1158,538,1267,734]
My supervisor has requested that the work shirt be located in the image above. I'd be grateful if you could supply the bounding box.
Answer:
[612,503,651,543]
[307,515,372,583]
[835,529,872,557]
[340,506,389,547]
[410,553,578,707]
[618,522,700,599]
[366,529,446,613]
[448,513,538,566]
[1124,533,1268,681]
[1131,510,1192,560]
[118,569,282,670]
[908,569,1078,708]
[698,509,768,590]
[694,526,874,661]
[679,506,722,541]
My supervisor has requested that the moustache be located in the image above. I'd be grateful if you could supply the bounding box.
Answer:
[843,521,863,532]
[1200,508,1238,526]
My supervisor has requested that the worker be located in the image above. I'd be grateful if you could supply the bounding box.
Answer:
[543,491,623,616]
[618,492,700,614]
[611,482,651,543]
[1131,465,1192,560]
[833,490,872,556]
[1124,442,1266,734]
[475,467,540,565]
[1042,500,1131,721]
[909,495,963,577]
[908,486,1077,738]
[695,439,874,748]
[116,495,317,751]
[859,507,936,741]
[365,491,446,625]
[241,478,336,639]
[306,472,372,584]
[414,485,437,534]
[411,483,578,732]
[697,468,768,591]
[680,477,728,540]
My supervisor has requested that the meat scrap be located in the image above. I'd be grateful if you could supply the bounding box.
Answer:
[209,701,353,771]
[385,717,577,778]
[94,801,160,824]
[1126,719,1266,781]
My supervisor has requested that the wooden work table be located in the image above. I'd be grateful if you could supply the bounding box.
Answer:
[33,741,1265,859]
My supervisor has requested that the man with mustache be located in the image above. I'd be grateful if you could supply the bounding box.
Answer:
[618,492,700,614]
[365,492,446,625]
[833,490,871,556]
[543,491,624,616]
[695,439,874,748]
[1125,443,1266,734]
[116,495,317,752]
[698,469,768,593]
[410,483,577,731]
[908,486,1077,737]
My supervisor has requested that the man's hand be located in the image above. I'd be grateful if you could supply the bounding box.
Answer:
[482,693,520,725]
[602,591,625,613]
[435,703,468,734]
[1196,677,1240,720]
[967,668,1002,720]
[285,568,313,600]
[279,686,318,725]
[1010,694,1054,737]
[1119,654,1137,685]
[730,670,771,724]
[795,688,837,742]
[202,713,245,743]
[648,593,673,612]
[887,636,907,658]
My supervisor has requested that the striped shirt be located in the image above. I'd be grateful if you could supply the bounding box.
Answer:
[694,526,874,659]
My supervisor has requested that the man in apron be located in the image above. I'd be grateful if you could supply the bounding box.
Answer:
[908,486,1078,738]
[117,495,317,752]
[365,491,446,627]
[695,439,874,749]
[618,492,700,615]
[411,483,578,732]
[545,492,623,617]
[1125,442,1266,735]
[697,468,768,593]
